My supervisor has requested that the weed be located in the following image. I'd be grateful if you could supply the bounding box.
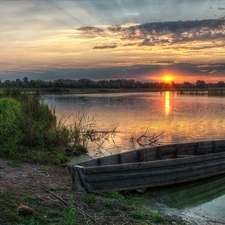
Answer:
[83,194,96,204]
[62,196,78,225]
[104,201,114,210]
[128,210,144,219]
[126,193,149,206]
[103,191,126,203]
[151,210,166,223]
[128,208,166,223]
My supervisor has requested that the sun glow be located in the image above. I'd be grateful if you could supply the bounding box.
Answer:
[164,75,172,83]
[165,91,170,115]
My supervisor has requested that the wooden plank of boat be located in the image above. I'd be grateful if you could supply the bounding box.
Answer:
[67,140,225,193]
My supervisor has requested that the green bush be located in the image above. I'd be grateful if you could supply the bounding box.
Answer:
[0,90,62,163]
[19,90,56,149]
[0,88,92,164]
[0,98,22,157]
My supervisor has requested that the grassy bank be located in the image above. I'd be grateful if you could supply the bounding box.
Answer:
[0,89,185,224]
[0,158,182,225]
[0,190,170,225]
[0,88,92,164]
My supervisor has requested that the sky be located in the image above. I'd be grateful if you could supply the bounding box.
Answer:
[1,0,225,83]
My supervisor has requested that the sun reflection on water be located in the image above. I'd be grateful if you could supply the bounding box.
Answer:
[165,91,170,115]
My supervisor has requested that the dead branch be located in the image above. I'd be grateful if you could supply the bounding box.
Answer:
[136,127,148,144]
[131,128,164,147]
[44,189,101,225]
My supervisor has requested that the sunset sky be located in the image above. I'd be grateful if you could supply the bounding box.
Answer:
[1,0,225,83]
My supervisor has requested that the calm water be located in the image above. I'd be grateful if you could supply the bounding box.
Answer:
[43,91,225,154]
[43,91,225,222]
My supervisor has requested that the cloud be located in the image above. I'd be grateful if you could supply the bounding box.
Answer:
[93,44,117,49]
[77,26,104,32]
[77,18,225,49]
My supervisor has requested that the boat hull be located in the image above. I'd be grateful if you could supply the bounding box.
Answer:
[68,140,225,192]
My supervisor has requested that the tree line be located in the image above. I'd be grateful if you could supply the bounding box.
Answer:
[0,77,225,89]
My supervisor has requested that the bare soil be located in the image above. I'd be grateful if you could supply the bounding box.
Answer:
[0,158,70,194]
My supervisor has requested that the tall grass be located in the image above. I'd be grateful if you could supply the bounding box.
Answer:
[0,97,22,157]
[54,108,96,156]
[0,88,107,163]
[19,89,56,149]
[0,89,91,163]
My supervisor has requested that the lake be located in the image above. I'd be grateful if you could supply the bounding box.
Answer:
[43,91,225,223]
[43,91,225,155]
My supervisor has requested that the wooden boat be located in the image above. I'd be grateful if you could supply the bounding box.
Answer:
[68,140,225,193]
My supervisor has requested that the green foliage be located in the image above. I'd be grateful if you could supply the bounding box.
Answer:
[0,97,22,157]
[83,194,96,204]
[128,211,144,219]
[0,88,94,164]
[62,196,78,225]
[126,194,149,206]
[151,210,166,223]
[0,87,22,99]
[0,89,64,163]
[19,89,56,149]
[125,193,167,224]
[103,191,126,203]
[20,148,66,164]
[128,209,165,223]
[0,190,64,225]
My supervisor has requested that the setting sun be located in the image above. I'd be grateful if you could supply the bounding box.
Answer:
[163,75,173,83]
[165,76,171,82]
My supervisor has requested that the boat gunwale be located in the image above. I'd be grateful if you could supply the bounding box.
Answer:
[69,151,225,174]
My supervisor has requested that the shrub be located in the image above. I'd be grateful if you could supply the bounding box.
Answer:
[0,88,95,164]
[18,89,56,149]
[0,98,22,157]
[0,90,61,162]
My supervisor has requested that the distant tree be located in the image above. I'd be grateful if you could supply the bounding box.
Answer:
[22,77,29,88]
[97,80,108,88]
[217,81,225,87]
[3,80,12,88]
[183,82,195,88]
[196,80,206,88]
[77,78,92,88]
[29,80,38,88]
[15,79,22,88]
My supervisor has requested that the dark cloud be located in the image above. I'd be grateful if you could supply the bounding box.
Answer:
[77,18,225,48]
[127,19,225,46]
[77,26,104,34]
[93,44,117,49]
